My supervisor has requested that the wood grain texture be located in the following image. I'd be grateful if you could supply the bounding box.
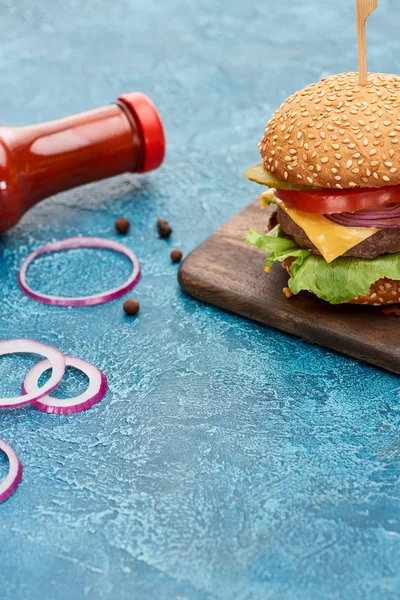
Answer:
[179,200,400,374]
[356,0,378,85]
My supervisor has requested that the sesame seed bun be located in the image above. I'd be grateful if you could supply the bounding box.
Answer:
[260,72,400,190]
[281,259,400,305]
[349,277,400,305]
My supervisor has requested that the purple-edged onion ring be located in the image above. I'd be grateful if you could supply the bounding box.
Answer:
[0,339,65,409]
[0,440,23,503]
[19,237,141,307]
[327,203,400,228]
[22,355,108,415]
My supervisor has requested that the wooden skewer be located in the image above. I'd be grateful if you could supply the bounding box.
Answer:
[356,0,378,86]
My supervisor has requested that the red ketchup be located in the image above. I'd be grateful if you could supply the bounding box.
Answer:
[0,92,165,232]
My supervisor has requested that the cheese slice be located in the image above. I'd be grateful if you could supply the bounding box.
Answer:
[261,191,380,263]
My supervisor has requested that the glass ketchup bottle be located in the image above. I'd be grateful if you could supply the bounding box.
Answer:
[0,92,165,232]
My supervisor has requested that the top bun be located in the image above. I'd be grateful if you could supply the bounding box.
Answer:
[260,72,400,189]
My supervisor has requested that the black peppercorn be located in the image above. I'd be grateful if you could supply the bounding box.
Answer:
[115,217,130,234]
[157,218,172,239]
[170,249,183,263]
[123,298,140,316]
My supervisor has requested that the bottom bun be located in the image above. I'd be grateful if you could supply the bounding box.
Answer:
[281,259,400,306]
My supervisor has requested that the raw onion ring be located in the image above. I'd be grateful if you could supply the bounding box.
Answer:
[22,355,108,415]
[0,339,65,409]
[326,203,400,228]
[0,439,23,503]
[19,237,141,307]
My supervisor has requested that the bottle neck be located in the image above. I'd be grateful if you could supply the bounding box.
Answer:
[0,103,144,210]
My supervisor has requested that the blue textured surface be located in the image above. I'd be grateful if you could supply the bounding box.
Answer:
[1,1,400,598]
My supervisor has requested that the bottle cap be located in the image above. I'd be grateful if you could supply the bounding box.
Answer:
[118,92,166,173]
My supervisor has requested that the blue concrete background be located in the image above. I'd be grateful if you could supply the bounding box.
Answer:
[0,0,400,598]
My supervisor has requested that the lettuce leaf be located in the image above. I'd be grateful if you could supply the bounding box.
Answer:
[245,226,311,270]
[245,227,400,304]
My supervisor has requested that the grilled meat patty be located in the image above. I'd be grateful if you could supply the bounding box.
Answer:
[276,207,400,259]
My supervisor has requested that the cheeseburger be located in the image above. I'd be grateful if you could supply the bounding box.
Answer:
[245,72,400,305]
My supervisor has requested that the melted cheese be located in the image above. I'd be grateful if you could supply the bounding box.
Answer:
[261,191,379,263]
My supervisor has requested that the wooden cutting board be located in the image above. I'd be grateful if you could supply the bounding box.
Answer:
[178,200,400,374]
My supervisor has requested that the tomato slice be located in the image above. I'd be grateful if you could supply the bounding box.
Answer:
[275,186,400,214]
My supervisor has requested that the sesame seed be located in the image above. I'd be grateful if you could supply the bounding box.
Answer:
[348,143,356,149]
[346,160,353,168]
[349,182,357,187]
[284,172,288,179]
[370,149,377,155]
[321,157,329,164]
[385,161,393,167]
[334,153,342,159]
[353,153,361,158]
[371,161,379,167]
[306,177,313,184]
[383,175,391,182]
[363,138,369,146]
[390,168,398,173]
